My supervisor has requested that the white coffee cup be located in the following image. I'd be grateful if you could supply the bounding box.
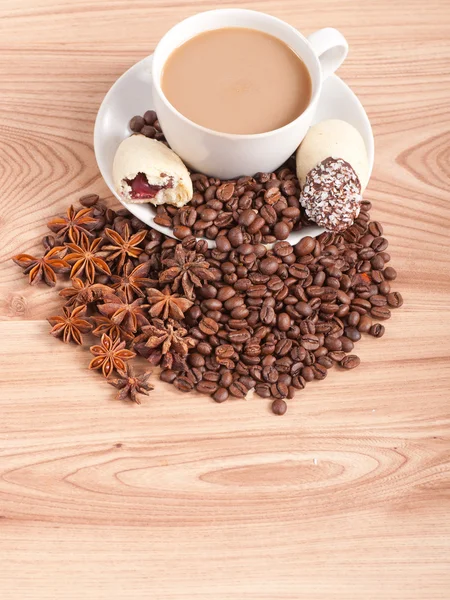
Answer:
[152,9,348,180]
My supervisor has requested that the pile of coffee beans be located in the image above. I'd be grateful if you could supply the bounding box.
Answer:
[130,111,306,244]
[149,200,403,415]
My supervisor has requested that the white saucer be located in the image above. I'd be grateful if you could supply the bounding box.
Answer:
[94,55,374,247]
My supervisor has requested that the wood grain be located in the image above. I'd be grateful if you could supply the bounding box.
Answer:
[1,0,450,598]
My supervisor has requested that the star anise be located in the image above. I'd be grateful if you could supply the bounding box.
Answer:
[134,318,194,369]
[102,224,147,273]
[47,204,97,243]
[144,319,194,355]
[59,277,113,308]
[48,305,92,345]
[91,315,133,343]
[147,286,193,319]
[159,245,213,299]
[89,333,136,378]
[65,232,111,283]
[108,364,154,404]
[97,290,149,334]
[12,246,70,286]
[110,260,152,302]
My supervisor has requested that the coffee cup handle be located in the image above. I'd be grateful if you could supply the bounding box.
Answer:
[307,28,348,80]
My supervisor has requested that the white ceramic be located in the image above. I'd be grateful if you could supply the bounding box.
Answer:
[152,9,348,179]
[94,55,374,248]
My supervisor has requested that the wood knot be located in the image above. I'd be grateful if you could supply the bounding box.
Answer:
[7,293,28,317]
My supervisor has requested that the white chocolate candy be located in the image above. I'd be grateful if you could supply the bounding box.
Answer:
[113,135,193,207]
[296,119,369,192]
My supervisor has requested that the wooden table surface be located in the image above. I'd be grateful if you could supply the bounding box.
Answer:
[1,0,449,598]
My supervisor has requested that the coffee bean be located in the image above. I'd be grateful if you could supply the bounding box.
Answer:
[216,235,231,252]
[219,371,234,388]
[383,267,397,280]
[173,225,192,240]
[312,363,327,380]
[203,371,220,382]
[193,379,216,394]
[228,329,251,343]
[178,208,197,229]
[302,366,314,382]
[351,298,372,314]
[360,234,375,248]
[300,321,315,335]
[295,302,313,318]
[341,337,354,352]
[129,115,146,132]
[240,376,256,390]
[255,383,271,398]
[213,387,229,403]
[174,376,194,392]
[272,241,293,258]
[160,369,177,383]
[270,382,288,399]
[371,237,388,252]
[259,305,275,325]
[347,311,360,327]
[247,284,266,298]
[370,306,391,320]
[262,365,279,383]
[154,215,172,228]
[247,216,265,234]
[378,280,390,295]
[260,257,279,275]
[294,236,315,256]
[260,204,277,225]
[320,303,339,315]
[264,187,282,204]
[369,221,383,236]
[271,398,287,415]
[273,221,290,240]
[317,355,333,369]
[229,380,248,398]
[328,351,346,362]
[289,263,309,279]
[216,182,235,201]
[141,125,157,138]
[202,298,222,311]
[216,344,234,360]
[282,206,300,219]
[371,255,385,271]
[344,327,361,342]
[274,341,291,359]
[200,318,220,336]
[143,110,157,125]
[188,353,205,368]
[79,193,99,207]
[387,292,403,308]
[357,314,372,333]
[324,336,342,351]
[370,294,387,307]
[300,334,320,351]
[341,355,361,369]
[278,373,292,386]
[359,247,376,260]
[277,312,291,332]
[227,227,244,247]
[369,323,385,338]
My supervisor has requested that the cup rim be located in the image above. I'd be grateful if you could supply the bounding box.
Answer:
[152,8,322,140]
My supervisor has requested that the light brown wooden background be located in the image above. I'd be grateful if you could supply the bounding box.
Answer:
[1,0,449,598]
